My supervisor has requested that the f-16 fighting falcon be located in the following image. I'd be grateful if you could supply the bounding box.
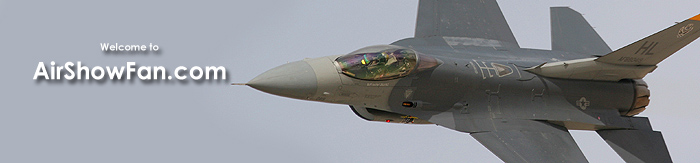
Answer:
[238,0,699,162]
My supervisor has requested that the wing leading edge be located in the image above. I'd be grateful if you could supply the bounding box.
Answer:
[414,0,519,48]
[471,119,589,163]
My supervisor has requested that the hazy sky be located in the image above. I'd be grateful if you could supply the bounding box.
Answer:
[2,1,699,162]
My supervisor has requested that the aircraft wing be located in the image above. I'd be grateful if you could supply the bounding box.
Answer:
[397,107,594,162]
[414,0,520,48]
[470,119,589,163]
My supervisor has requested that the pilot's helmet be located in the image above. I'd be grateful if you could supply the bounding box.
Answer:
[335,45,421,81]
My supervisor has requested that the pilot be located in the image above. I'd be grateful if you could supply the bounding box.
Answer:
[335,46,419,80]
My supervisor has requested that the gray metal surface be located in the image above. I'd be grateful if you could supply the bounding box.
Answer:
[415,0,520,48]
[596,16,700,65]
[471,120,589,163]
[597,117,672,163]
[244,0,700,162]
[247,61,317,100]
[551,7,612,56]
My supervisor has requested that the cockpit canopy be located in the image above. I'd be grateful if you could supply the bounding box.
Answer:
[334,45,419,81]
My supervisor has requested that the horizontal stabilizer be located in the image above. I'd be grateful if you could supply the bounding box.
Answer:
[551,7,612,56]
[597,117,672,163]
[596,14,700,65]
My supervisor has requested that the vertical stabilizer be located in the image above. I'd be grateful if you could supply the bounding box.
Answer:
[551,7,612,56]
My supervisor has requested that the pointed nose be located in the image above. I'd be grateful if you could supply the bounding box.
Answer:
[248,61,318,100]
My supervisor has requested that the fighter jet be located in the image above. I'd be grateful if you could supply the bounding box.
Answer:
[240,0,699,162]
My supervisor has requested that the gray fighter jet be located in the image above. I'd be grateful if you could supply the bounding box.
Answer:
[240,0,700,162]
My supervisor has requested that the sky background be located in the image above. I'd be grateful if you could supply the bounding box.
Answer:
[1,0,699,162]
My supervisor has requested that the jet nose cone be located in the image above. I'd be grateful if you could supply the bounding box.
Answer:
[248,61,318,100]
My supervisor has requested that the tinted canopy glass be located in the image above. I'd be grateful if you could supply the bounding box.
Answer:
[335,45,417,80]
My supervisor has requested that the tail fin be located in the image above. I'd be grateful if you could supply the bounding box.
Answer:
[551,7,612,56]
[528,13,700,81]
[596,14,700,65]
